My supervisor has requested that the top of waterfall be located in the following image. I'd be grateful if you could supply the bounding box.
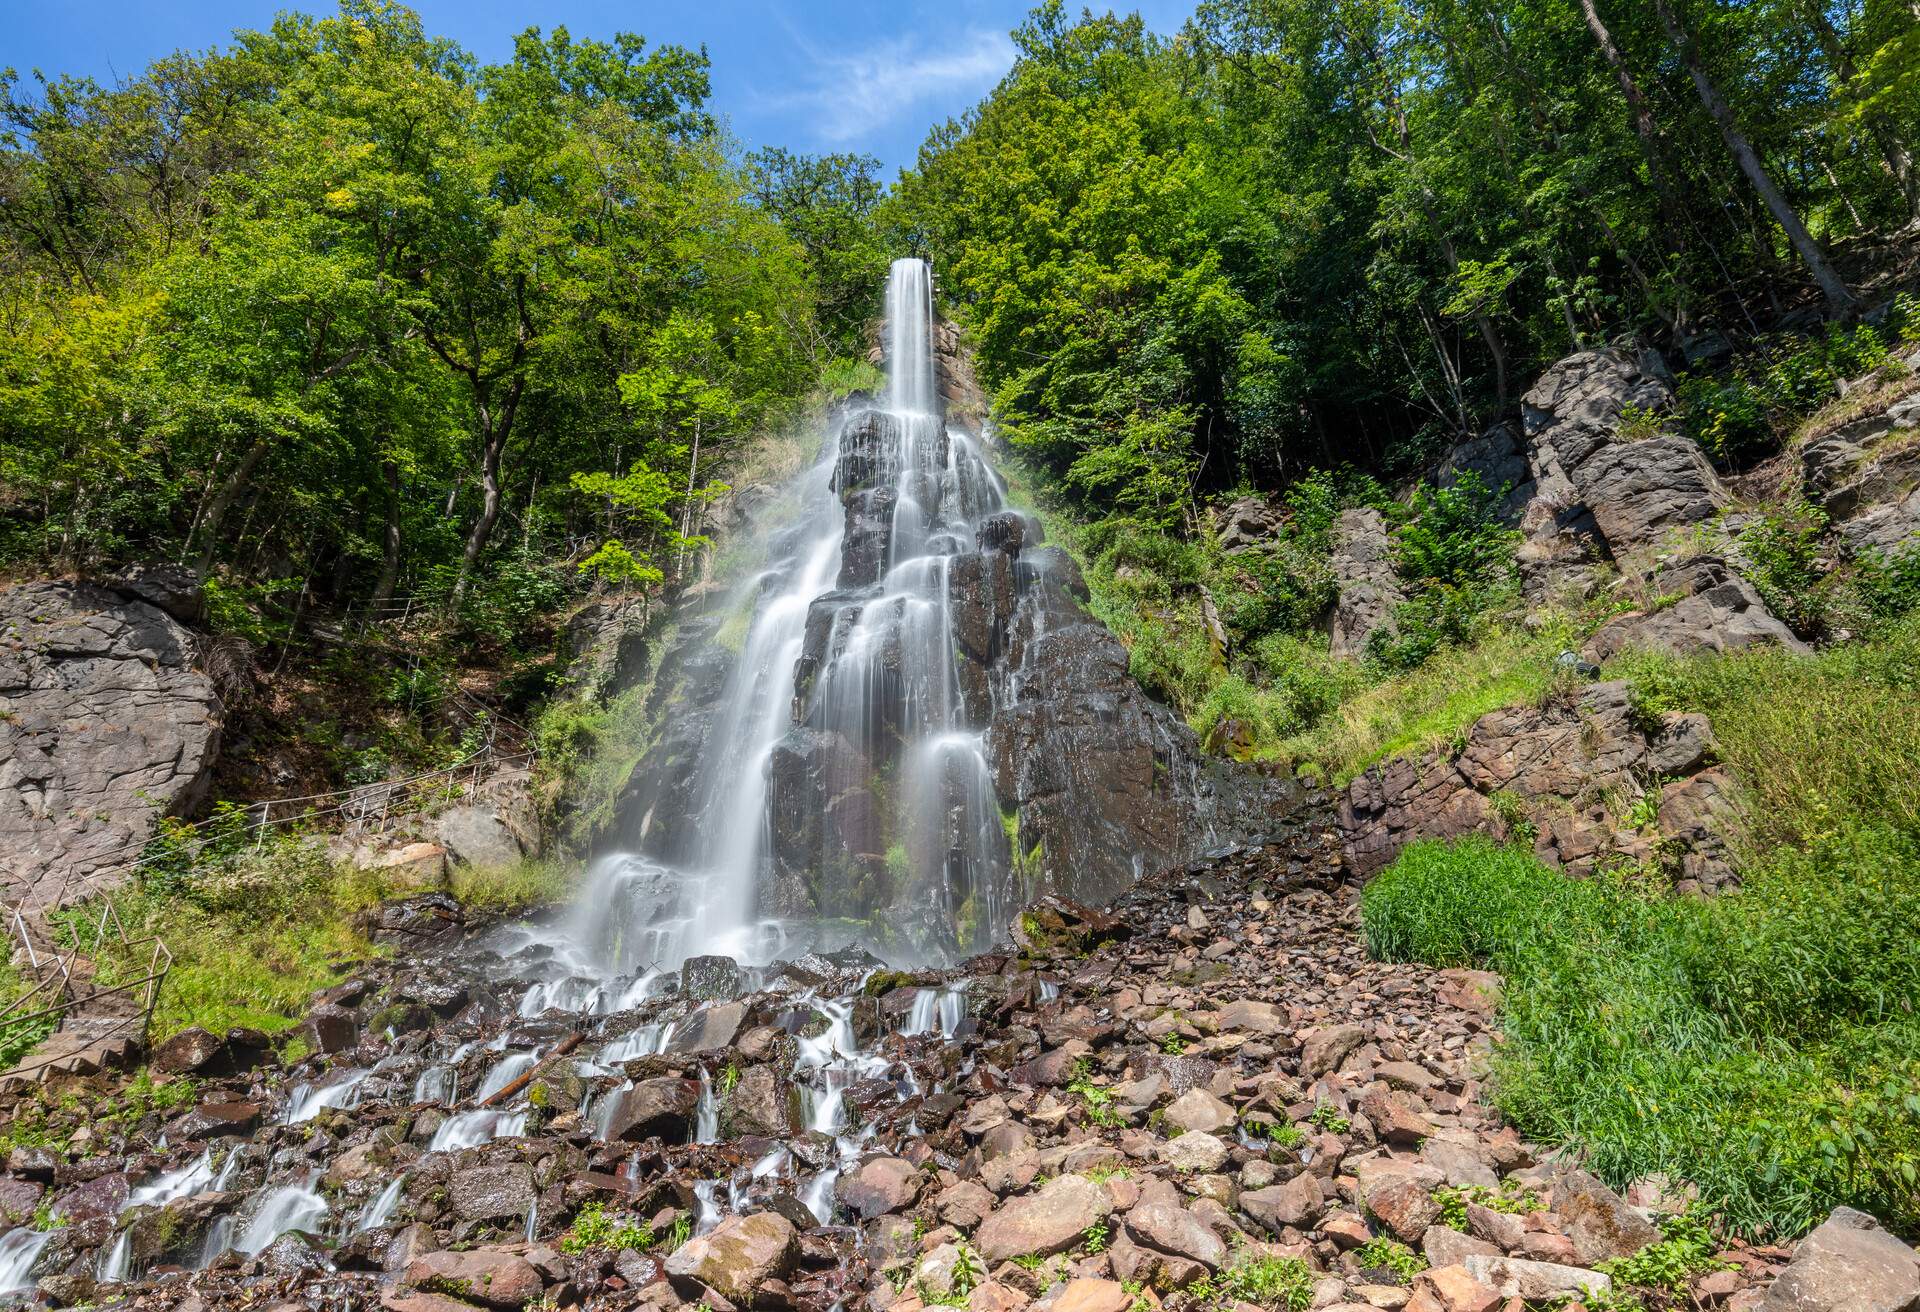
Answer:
[885,258,937,417]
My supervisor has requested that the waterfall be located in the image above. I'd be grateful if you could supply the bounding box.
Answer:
[0,1228,51,1293]
[560,256,1017,971]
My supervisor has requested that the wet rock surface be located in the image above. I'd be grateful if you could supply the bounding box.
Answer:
[0,812,1878,1311]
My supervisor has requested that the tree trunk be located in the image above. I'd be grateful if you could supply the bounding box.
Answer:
[676,417,703,579]
[1578,0,1689,231]
[448,428,504,614]
[370,458,403,613]
[1652,0,1855,311]
[191,436,271,577]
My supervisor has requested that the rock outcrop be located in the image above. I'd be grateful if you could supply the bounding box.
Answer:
[1327,509,1403,658]
[1340,679,1737,888]
[0,579,221,910]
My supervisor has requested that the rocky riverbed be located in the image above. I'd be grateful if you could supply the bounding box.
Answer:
[0,808,1910,1312]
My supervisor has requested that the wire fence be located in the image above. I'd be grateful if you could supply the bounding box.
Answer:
[1,731,537,1079]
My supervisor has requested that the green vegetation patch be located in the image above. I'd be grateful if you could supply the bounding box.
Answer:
[1362,833,1920,1238]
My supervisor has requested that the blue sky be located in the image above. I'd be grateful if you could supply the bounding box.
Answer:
[6,1,1197,178]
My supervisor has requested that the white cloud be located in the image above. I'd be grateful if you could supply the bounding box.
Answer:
[763,26,1015,149]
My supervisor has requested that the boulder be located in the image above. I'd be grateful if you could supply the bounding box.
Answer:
[681,957,743,1002]
[1054,1280,1132,1312]
[975,1174,1115,1265]
[1460,1254,1611,1301]
[724,1065,797,1138]
[664,1211,798,1307]
[1217,497,1284,553]
[1124,1202,1226,1271]
[1159,1132,1229,1174]
[1552,1170,1660,1265]
[404,1249,545,1310]
[1582,556,1807,662]
[448,1164,535,1224]
[435,807,523,870]
[1329,509,1404,658]
[1162,1088,1236,1136]
[604,1078,701,1144]
[665,1001,746,1055]
[0,581,222,910]
[1241,1175,1324,1233]
[834,1156,923,1219]
[1300,1024,1367,1078]
[1758,1206,1920,1312]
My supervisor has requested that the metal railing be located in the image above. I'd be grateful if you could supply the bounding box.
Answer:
[2,900,172,1084]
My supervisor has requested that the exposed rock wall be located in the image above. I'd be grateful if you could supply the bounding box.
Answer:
[1340,680,1738,891]
[0,580,222,911]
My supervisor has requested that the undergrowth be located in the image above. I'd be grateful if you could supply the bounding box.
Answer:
[1362,833,1920,1238]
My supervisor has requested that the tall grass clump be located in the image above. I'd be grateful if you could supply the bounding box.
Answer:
[1363,834,1920,1239]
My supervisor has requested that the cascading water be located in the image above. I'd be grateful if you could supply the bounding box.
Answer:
[566,257,1017,971]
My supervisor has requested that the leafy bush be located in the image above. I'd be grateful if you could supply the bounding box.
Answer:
[1675,322,1898,462]
[1362,834,1920,1237]
[1733,504,1830,638]
[1370,472,1519,671]
[1850,544,1920,629]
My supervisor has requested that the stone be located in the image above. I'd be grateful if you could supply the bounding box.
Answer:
[1359,1090,1434,1146]
[668,1003,748,1055]
[1422,1227,1499,1268]
[1462,1205,1524,1253]
[1363,1178,1441,1245]
[151,1027,233,1076]
[165,1100,262,1141]
[435,806,524,870]
[665,1212,799,1307]
[1300,1025,1367,1078]
[1411,1266,1501,1312]
[1553,1170,1660,1265]
[681,956,744,1001]
[1330,509,1404,658]
[974,1174,1115,1265]
[605,1078,701,1143]
[1159,1132,1229,1174]
[448,1164,535,1224]
[0,581,222,910]
[1576,437,1726,557]
[1758,1206,1920,1312]
[724,1065,797,1138]
[302,1002,360,1054]
[1240,1175,1323,1233]
[404,1250,546,1310]
[1460,1255,1611,1301]
[1124,1202,1226,1270]
[1582,557,1806,663]
[1163,1088,1236,1136]
[936,1181,998,1231]
[1053,1280,1132,1312]
[1218,497,1284,553]
[1215,999,1286,1035]
[835,1156,923,1219]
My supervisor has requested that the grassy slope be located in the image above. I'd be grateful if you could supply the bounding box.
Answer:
[1364,618,1920,1239]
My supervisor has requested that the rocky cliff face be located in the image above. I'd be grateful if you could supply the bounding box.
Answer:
[0,577,221,912]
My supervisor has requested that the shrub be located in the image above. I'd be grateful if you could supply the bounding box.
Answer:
[1362,834,1920,1237]
[1732,505,1831,638]
[1850,544,1920,629]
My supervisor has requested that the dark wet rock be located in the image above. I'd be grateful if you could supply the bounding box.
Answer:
[449,1164,536,1224]
[681,956,743,1002]
[605,1078,701,1143]
[250,1229,331,1277]
[52,1171,129,1222]
[165,1100,262,1141]
[150,1026,270,1078]
[363,893,465,947]
[303,1003,361,1054]
[723,1066,798,1138]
